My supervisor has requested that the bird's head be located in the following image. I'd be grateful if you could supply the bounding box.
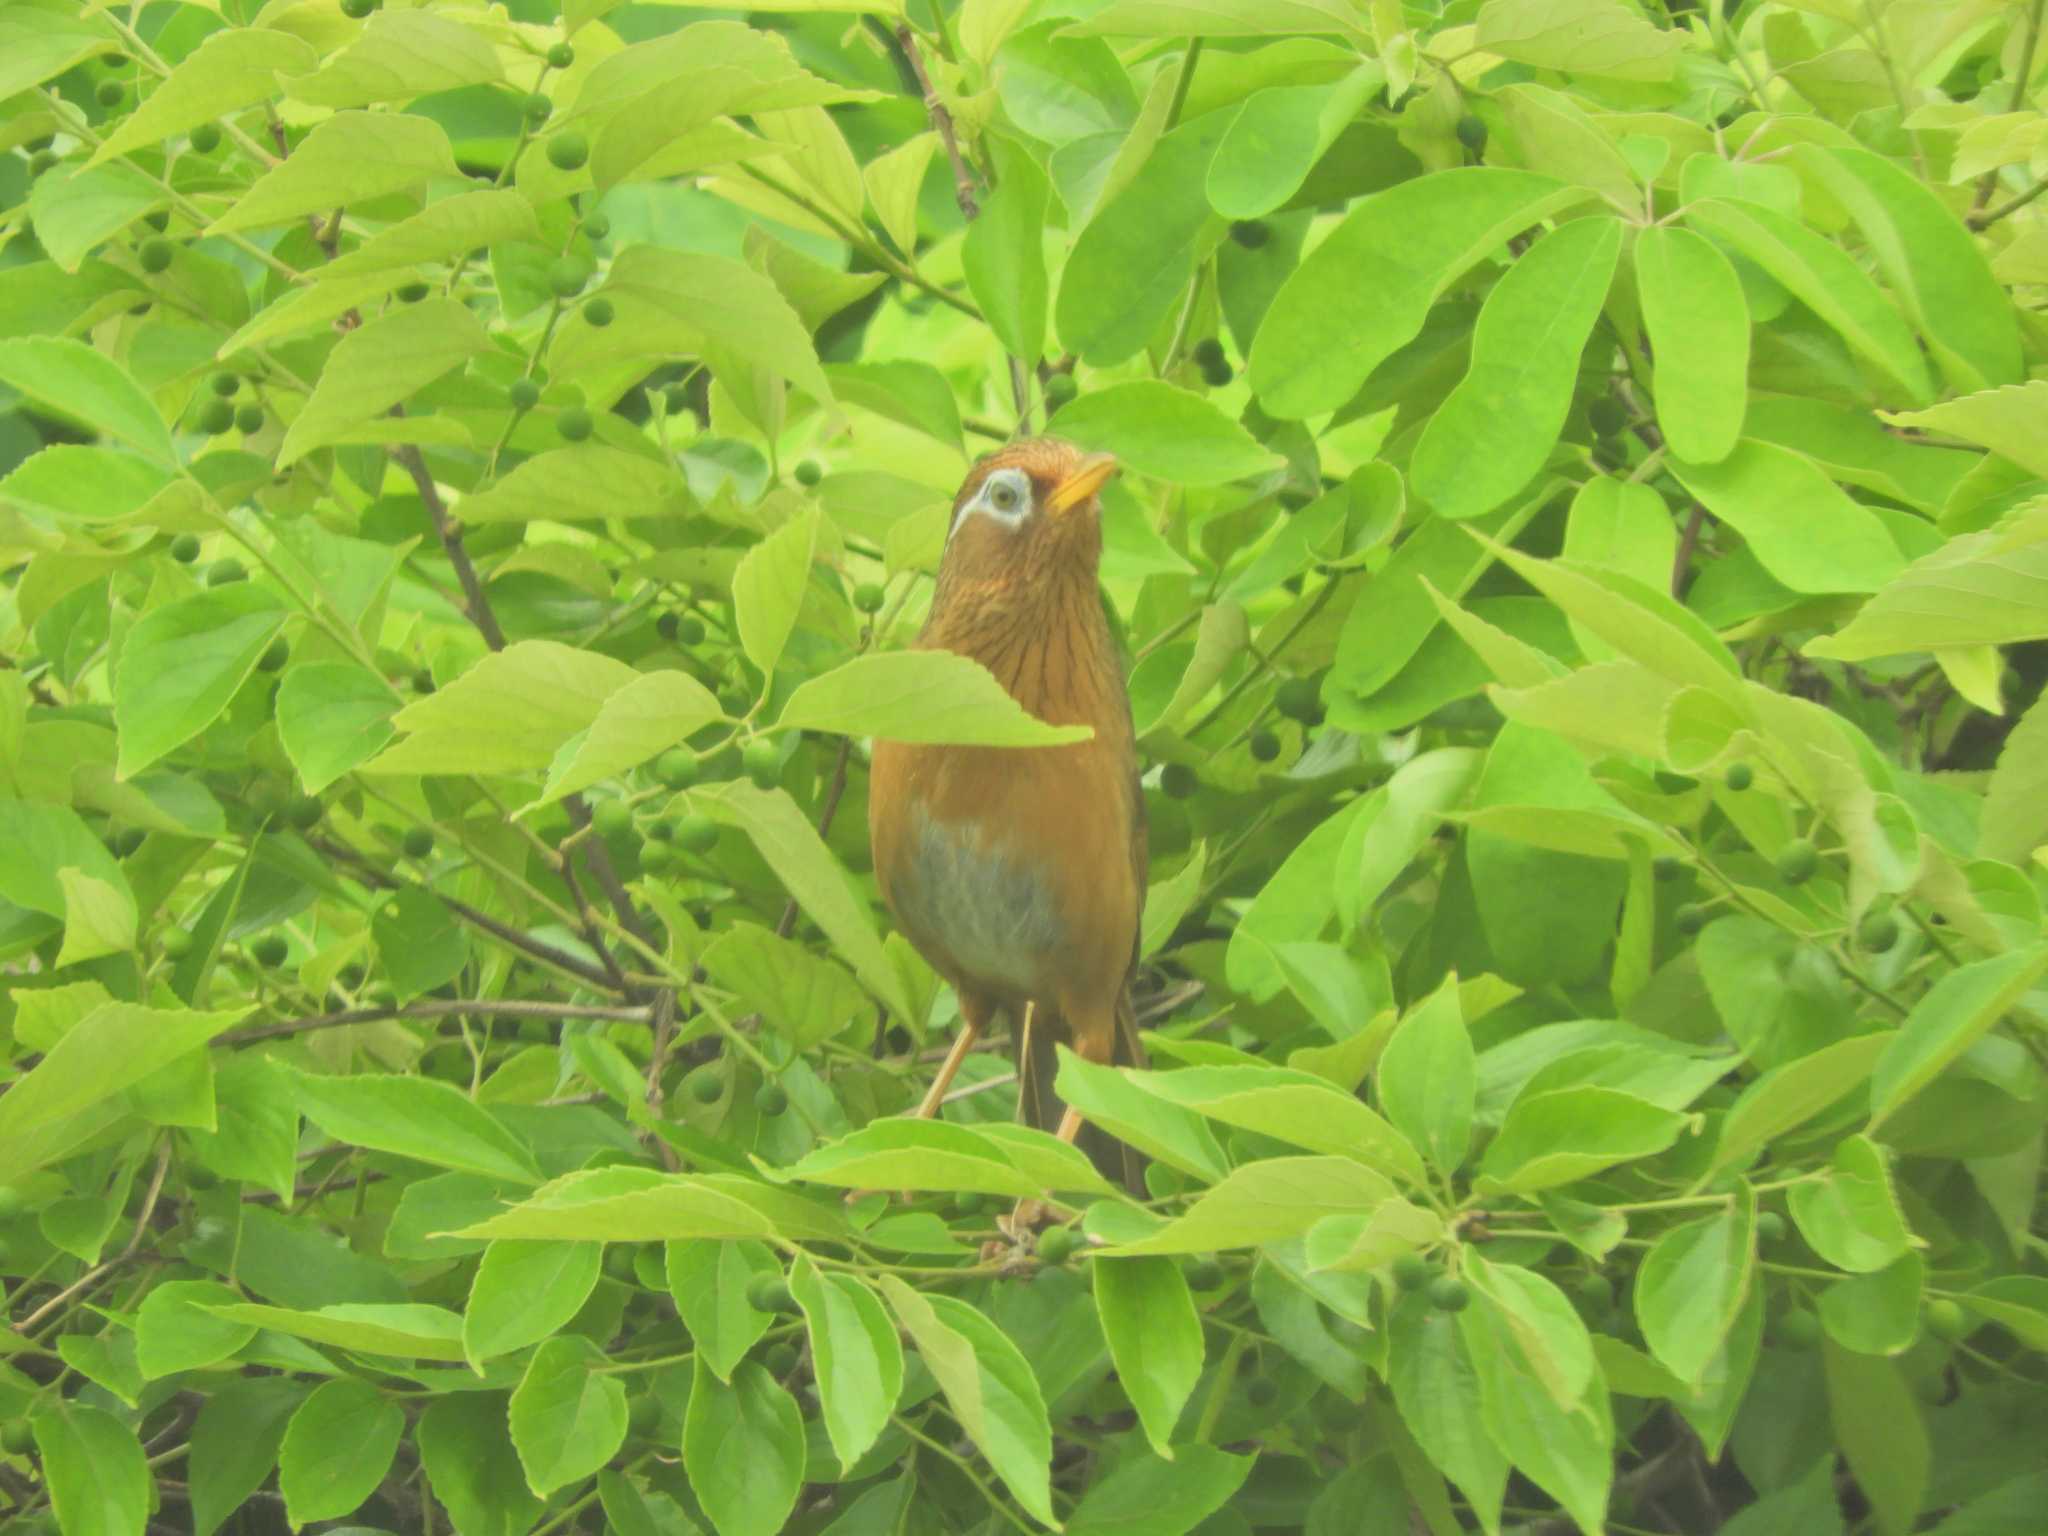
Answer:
[941,438,1119,585]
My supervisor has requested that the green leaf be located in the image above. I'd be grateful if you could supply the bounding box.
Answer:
[1051,380,1283,486]
[1634,1190,1755,1386]
[542,669,724,803]
[880,1277,1057,1527]
[1819,1251,1923,1356]
[419,1392,545,1536]
[277,298,489,466]
[368,640,638,776]
[202,1302,467,1361]
[1879,380,2048,482]
[90,29,319,165]
[1633,224,1748,463]
[27,160,164,274]
[1052,1050,1230,1181]
[509,1335,630,1496]
[1376,979,1475,1178]
[371,887,470,1003]
[1684,198,1934,406]
[457,445,693,525]
[665,1239,779,1381]
[1121,1063,1426,1187]
[187,1378,304,1536]
[964,136,1051,364]
[693,780,910,1020]
[136,1280,257,1379]
[1668,440,1903,594]
[0,7,112,104]
[114,584,288,776]
[1479,1086,1685,1194]
[1251,168,1581,419]
[1788,1135,1913,1274]
[210,110,459,235]
[699,921,870,1050]
[275,662,398,794]
[1207,67,1383,219]
[1093,1256,1204,1459]
[1070,0,1370,36]
[1066,1445,1255,1535]
[1386,1292,1508,1533]
[1822,1339,1928,1536]
[1710,1033,1891,1178]
[454,1167,851,1245]
[0,336,175,466]
[780,651,1090,746]
[789,1255,904,1471]
[1982,688,2048,863]
[464,1239,603,1364]
[1868,946,2048,1127]
[289,1068,544,1185]
[683,1358,806,1536]
[288,8,502,107]
[1411,216,1621,520]
[30,1404,150,1536]
[733,509,818,678]
[1056,112,1236,366]
[277,1377,404,1525]
[1097,1155,1395,1255]
[783,1119,1115,1198]
[1808,508,2048,661]
[1475,0,1678,78]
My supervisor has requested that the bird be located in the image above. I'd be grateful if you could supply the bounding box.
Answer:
[867,437,1147,1193]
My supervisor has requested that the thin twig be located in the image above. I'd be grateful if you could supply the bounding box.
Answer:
[1970,176,2048,229]
[12,1141,172,1334]
[221,998,651,1046]
[394,438,505,650]
[1671,503,1707,599]
[898,25,978,219]
[646,989,681,1172]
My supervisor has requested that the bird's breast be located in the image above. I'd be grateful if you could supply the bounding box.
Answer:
[890,807,1068,1000]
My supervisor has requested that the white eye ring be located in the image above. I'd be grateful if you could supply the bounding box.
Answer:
[957,467,1034,532]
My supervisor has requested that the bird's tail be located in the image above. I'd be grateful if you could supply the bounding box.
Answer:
[1016,993,1148,1194]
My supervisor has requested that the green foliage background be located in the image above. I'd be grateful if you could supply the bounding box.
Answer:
[4,0,2048,1533]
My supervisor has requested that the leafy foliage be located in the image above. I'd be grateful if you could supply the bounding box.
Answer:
[3,2,2048,1535]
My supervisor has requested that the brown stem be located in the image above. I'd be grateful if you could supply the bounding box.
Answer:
[394,438,505,650]
[221,997,651,1047]
[1970,176,2048,229]
[778,736,854,939]
[898,25,978,220]
[645,989,680,1172]
[1671,503,1707,599]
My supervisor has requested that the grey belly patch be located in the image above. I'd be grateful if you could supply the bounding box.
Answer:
[896,811,1065,996]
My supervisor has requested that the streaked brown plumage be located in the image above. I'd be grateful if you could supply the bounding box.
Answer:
[867,438,1146,1186]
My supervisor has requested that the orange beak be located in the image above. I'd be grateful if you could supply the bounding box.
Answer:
[1044,453,1118,517]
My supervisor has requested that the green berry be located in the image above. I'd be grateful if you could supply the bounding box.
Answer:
[395,280,429,303]
[197,398,235,435]
[547,42,576,69]
[286,794,323,830]
[257,637,288,672]
[523,93,553,126]
[656,747,699,789]
[1587,398,1628,437]
[210,371,240,398]
[204,558,245,586]
[746,1272,793,1312]
[763,1341,799,1376]
[96,79,125,108]
[1923,1299,1968,1343]
[1043,373,1077,407]
[656,612,681,640]
[1228,220,1270,248]
[1775,1308,1820,1349]
[548,257,587,298]
[251,934,288,968]
[677,616,706,645]
[604,1243,638,1280]
[1192,338,1226,370]
[558,406,593,442]
[852,581,885,614]
[719,685,751,717]
[1858,909,1900,951]
[1428,1276,1470,1313]
[793,459,823,487]
[0,1420,33,1455]
[592,800,634,839]
[1756,1211,1787,1243]
[189,122,221,153]
[1675,903,1710,936]
[1776,838,1819,885]
[1455,115,1487,151]
[1245,1376,1278,1406]
[509,377,541,412]
[1275,676,1323,724]
[1160,762,1196,799]
[546,131,589,171]
[755,1082,788,1116]
[1036,1226,1079,1264]
[412,667,436,693]
[1653,855,1681,882]
[743,738,782,789]
[1724,761,1755,792]
[170,532,201,563]
[235,403,265,434]
[1248,730,1281,763]
[674,815,718,854]
[1183,1258,1224,1290]
[1576,1274,1614,1310]
[1392,1254,1434,1292]
[583,296,614,327]
[401,826,434,859]
[161,928,194,959]
[690,1068,725,1104]
[638,840,674,873]
[583,211,609,240]
[340,0,375,16]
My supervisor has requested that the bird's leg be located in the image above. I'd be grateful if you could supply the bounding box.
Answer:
[912,1017,980,1119]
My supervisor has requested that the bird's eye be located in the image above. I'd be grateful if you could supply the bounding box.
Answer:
[988,480,1020,512]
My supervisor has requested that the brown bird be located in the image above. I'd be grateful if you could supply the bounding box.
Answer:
[867,438,1146,1190]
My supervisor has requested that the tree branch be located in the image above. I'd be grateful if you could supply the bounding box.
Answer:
[897,25,978,221]
[221,997,652,1047]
